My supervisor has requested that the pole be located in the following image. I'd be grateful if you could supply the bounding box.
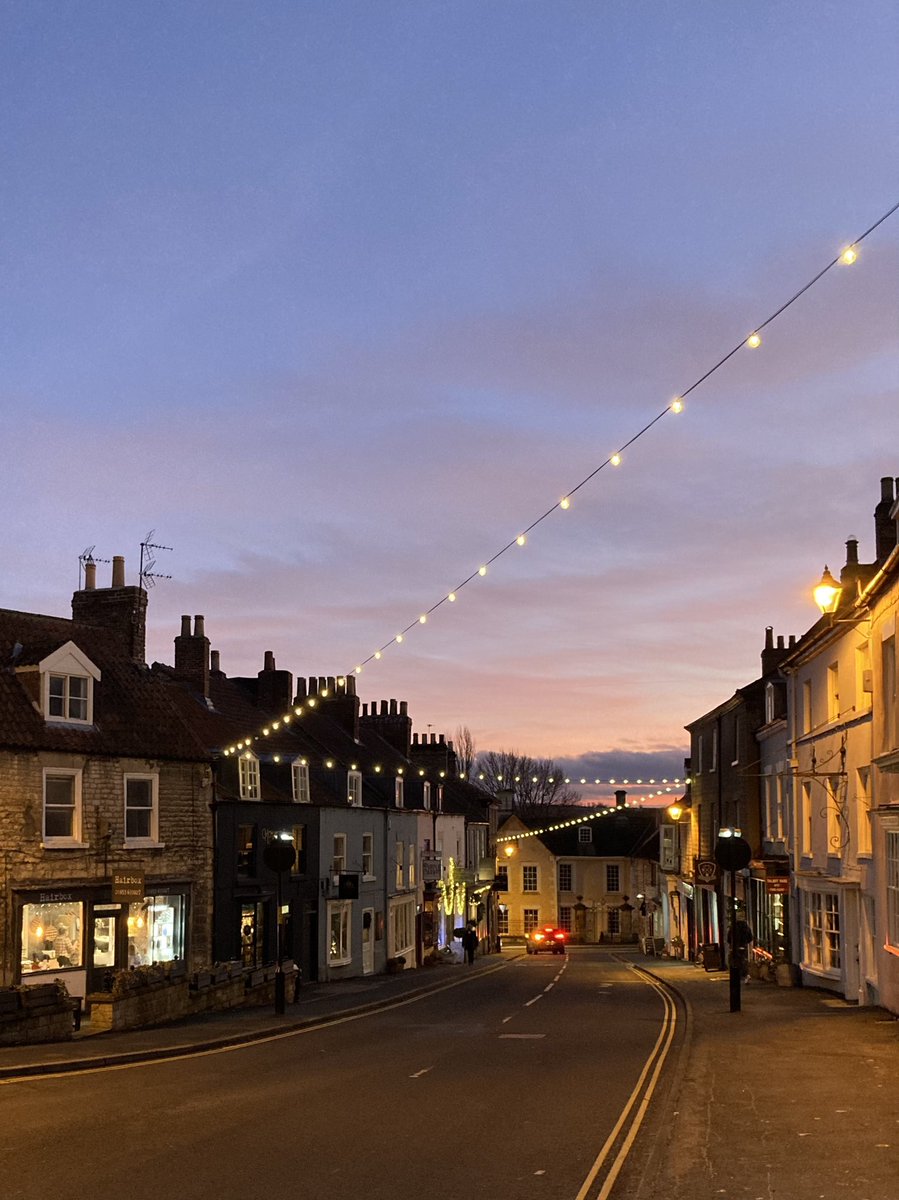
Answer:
[275,867,285,1015]
[729,869,741,1013]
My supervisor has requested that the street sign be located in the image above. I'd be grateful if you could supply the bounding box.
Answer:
[766,877,790,895]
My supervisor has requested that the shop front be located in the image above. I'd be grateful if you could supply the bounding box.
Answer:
[17,885,189,998]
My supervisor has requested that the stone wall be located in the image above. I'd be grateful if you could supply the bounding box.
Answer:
[0,983,74,1045]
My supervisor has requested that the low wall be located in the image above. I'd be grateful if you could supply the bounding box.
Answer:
[87,965,299,1033]
[0,984,74,1046]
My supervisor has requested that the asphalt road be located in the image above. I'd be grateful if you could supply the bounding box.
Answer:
[2,950,681,1200]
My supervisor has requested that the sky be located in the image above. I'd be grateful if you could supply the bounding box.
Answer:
[2,3,898,802]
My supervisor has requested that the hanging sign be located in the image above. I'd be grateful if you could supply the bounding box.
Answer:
[112,870,145,903]
[695,859,718,885]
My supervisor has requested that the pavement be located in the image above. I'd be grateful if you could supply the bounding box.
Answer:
[4,950,899,1199]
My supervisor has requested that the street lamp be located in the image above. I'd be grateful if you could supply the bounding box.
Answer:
[262,831,296,1015]
[813,565,842,615]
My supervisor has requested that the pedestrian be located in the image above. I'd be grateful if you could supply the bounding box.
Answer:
[733,916,754,983]
[462,922,479,965]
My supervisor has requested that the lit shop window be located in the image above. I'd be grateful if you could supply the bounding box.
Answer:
[127,896,184,967]
[21,902,84,973]
[328,901,351,965]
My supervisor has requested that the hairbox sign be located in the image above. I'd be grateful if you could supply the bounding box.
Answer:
[112,870,145,903]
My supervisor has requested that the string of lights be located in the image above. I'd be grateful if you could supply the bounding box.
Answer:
[222,202,898,763]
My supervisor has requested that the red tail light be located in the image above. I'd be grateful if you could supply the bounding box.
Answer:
[553,932,565,941]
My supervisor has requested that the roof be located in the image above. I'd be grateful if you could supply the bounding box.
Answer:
[499,805,660,860]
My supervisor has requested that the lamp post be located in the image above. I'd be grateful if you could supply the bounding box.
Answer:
[262,831,296,1015]
[714,830,752,1013]
[813,565,842,615]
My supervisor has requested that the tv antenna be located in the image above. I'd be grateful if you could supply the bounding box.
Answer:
[78,546,111,588]
[139,531,173,589]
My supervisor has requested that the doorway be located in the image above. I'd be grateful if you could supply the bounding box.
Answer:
[362,908,374,975]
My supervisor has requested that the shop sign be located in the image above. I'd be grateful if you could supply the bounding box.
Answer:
[112,871,145,903]
[766,877,790,895]
[38,891,75,904]
[695,859,718,885]
[421,855,442,883]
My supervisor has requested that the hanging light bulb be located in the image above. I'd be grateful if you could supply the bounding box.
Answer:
[560,497,570,509]
[517,534,526,546]
[395,634,404,643]
[478,565,487,576]
[374,651,381,659]
[448,592,456,602]
[671,397,684,413]
[746,332,762,348]
[840,245,857,265]
[419,614,427,624]
[610,454,621,466]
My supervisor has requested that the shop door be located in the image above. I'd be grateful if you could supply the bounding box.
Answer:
[90,910,120,992]
[362,908,374,975]
[240,902,266,967]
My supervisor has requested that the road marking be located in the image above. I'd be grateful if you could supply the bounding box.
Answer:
[524,995,542,1007]
[543,983,555,992]
[501,1014,516,1023]
[409,1067,433,1078]
[499,1033,545,1039]
[574,966,679,1200]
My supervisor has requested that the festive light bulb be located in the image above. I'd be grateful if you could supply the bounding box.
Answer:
[355,665,362,674]
[840,245,857,265]
[747,332,762,348]
[395,634,403,643]
[517,535,526,546]
[610,454,621,466]
[560,497,570,509]
[419,614,427,624]
[283,714,291,724]
[374,651,381,659]
[671,397,684,413]
[294,707,303,716]
[273,755,280,763]
[374,764,382,773]
[478,565,487,576]
[448,592,456,602]
[307,698,316,707]
[325,759,334,769]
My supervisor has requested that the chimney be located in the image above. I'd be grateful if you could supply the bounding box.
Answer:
[360,697,413,757]
[210,650,221,673]
[174,614,210,697]
[614,790,627,808]
[319,673,359,738]
[409,727,458,779]
[257,651,293,714]
[71,555,148,663]
[875,476,898,563]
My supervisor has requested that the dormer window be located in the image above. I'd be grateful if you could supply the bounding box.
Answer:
[40,642,100,726]
[423,782,432,811]
[395,777,404,809]
[239,753,260,800]
[292,759,311,804]
[348,770,362,807]
[578,825,592,844]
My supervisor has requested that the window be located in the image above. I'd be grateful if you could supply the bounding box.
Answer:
[558,906,572,932]
[239,753,260,800]
[21,900,84,973]
[774,773,786,841]
[857,769,872,856]
[825,777,841,855]
[802,680,813,734]
[291,759,310,803]
[124,773,159,844]
[408,842,416,887]
[389,896,415,957]
[883,637,896,752]
[128,894,184,966]
[804,891,840,972]
[437,785,444,812]
[328,901,352,965]
[731,716,741,765]
[886,832,899,949]
[331,833,346,876]
[495,864,508,891]
[522,865,538,892]
[559,863,573,891]
[423,782,431,811]
[578,825,592,844]
[827,663,840,723]
[765,682,776,724]
[43,769,82,844]
[696,734,703,774]
[523,908,539,933]
[362,832,374,878]
[41,643,99,725]
[856,644,872,710]
[497,907,509,935]
[237,825,255,875]
[347,770,362,807]
[290,825,306,875]
[606,864,620,893]
[395,777,404,808]
[801,781,813,855]
[395,841,404,889]
[608,908,620,935]
[710,728,718,771]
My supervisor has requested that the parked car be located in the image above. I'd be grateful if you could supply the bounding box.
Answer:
[526,925,567,955]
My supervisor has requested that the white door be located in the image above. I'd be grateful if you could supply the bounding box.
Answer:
[362,908,374,975]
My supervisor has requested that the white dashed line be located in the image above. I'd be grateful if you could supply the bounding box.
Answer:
[409,1067,434,1078]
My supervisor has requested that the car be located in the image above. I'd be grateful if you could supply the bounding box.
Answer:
[526,925,567,954]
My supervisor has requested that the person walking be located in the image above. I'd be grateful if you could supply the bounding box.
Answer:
[462,922,479,965]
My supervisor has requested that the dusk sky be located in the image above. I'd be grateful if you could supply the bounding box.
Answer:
[3,4,898,800]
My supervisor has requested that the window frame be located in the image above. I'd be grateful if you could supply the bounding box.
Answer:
[394,777,404,808]
[327,900,352,965]
[606,864,621,893]
[239,753,261,800]
[362,831,374,879]
[558,862,573,892]
[291,759,310,803]
[123,772,160,846]
[577,825,592,844]
[886,831,899,950]
[347,770,362,807]
[40,642,100,726]
[331,833,347,877]
[42,768,83,846]
[522,864,538,893]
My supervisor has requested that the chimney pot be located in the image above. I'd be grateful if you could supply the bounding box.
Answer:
[614,789,627,808]
[765,626,773,649]
[264,650,275,672]
[882,476,895,503]
[180,615,191,637]
[400,701,408,716]
[111,556,125,587]
[84,561,96,590]
[776,635,784,649]
[389,699,397,715]
[194,615,205,639]
[210,650,220,672]
[845,538,859,565]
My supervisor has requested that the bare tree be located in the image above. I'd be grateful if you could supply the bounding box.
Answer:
[454,725,477,781]
[475,749,580,811]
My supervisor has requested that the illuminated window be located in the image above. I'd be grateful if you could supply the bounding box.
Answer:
[331,834,346,876]
[21,901,84,973]
[347,770,362,807]
[41,643,99,725]
[290,825,305,875]
[522,865,538,892]
[804,890,840,972]
[328,901,351,965]
[523,908,539,933]
[886,832,899,948]
[394,841,404,889]
[395,777,404,808]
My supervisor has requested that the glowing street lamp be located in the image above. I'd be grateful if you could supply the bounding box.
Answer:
[813,565,842,615]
